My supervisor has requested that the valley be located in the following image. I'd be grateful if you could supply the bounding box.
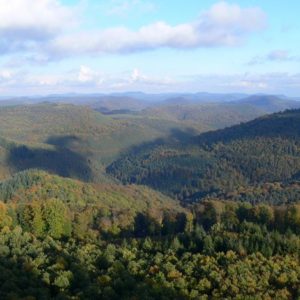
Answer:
[1,94,300,299]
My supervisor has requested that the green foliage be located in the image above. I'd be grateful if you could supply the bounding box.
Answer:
[0,103,205,182]
[2,103,300,299]
[43,199,71,239]
[0,202,300,299]
[108,109,300,204]
[0,170,185,238]
[0,169,299,299]
[141,102,266,130]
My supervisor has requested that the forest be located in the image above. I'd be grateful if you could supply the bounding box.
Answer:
[108,109,300,203]
[1,184,300,299]
[1,104,300,299]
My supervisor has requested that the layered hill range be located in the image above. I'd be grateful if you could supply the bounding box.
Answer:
[108,108,300,205]
[0,93,300,211]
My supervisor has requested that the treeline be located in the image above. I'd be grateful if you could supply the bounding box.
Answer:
[2,184,300,241]
[193,200,300,235]
[0,198,189,240]
[204,181,300,205]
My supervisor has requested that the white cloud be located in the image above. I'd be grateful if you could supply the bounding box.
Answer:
[0,66,179,94]
[0,0,76,54]
[0,1,266,60]
[0,69,300,96]
[195,1,266,45]
[78,65,100,83]
[0,70,13,80]
[129,68,175,86]
[177,72,300,96]
[131,68,142,81]
[46,1,266,58]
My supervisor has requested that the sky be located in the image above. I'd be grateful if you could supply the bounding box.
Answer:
[0,0,299,96]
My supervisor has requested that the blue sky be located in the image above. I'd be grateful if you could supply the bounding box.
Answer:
[0,0,299,96]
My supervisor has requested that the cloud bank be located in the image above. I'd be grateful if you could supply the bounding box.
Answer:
[0,0,76,54]
[1,64,299,96]
[50,1,266,57]
[0,1,266,60]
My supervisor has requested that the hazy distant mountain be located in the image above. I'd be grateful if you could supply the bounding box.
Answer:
[162,92,248,105]
[231,95,300,113]
[1,93,300,117]
[141,102,264,130]
[140,94,300,130]
[90,96,153,112]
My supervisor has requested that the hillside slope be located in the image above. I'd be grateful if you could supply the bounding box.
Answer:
[0,103,206,181]
[141,95,300,130]
[0,169,185,234]
[108,109,300,203]
[2,100,299,185]
[234,95,300,113]
[141,103,263,129]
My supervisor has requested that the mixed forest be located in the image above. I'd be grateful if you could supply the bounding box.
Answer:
[1,95,300,299]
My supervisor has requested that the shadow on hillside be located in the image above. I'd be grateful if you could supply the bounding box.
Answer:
[46,135,80,148]
[8,135,92,181]
[105,127,199,181]
[116,127,198,157]
[170,127,198,142]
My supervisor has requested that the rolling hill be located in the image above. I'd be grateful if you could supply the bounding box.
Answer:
[1,97,300,189]
[107,108,300,203]
[139,95,300,131]
[1,99,300,300]
[231,95,300,113]
[141,103,263,129]
[0,103,206,182]
[0,169,185,234]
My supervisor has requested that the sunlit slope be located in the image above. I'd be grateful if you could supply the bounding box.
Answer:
[108,109,300,203]
[0,103,202,181]
[0,169,185,230]
[141,95,300,130]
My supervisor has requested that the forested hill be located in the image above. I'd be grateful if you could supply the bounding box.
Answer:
[140,96,300,131]
[0,169,185,238]
[196,108,300,146]
[232,95,300,113]
[107,109,300,203]
[2,105,300,299]
[2,170,300,299]
[0,103,205,182]
[3,101,297,184]
[140,102,264,130]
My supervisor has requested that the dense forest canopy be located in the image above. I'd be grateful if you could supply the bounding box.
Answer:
[1,183,300,299]
[1,102,300,299]
[108,109,300,203]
